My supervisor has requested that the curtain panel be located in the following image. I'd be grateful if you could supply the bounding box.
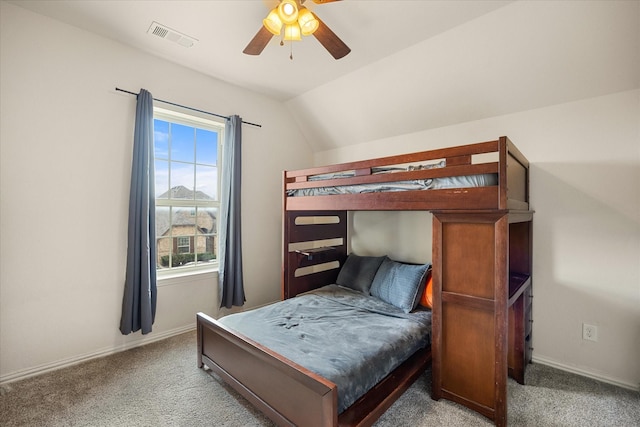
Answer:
[218,115,245,308]
[119,88,157,335]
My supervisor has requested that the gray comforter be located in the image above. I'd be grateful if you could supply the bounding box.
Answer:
[218,285,432,413]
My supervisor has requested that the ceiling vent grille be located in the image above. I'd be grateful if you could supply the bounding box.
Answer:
[147,21,197,48]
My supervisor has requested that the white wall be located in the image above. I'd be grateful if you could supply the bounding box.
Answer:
[2,1,638,394]
[0,2,312,382]
[314,90,640,390]
[287,0,639,152]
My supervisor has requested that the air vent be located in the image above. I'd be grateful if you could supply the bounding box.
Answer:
[147,21,197,48]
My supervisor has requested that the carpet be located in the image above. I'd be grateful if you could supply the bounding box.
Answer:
[1,331,638,426]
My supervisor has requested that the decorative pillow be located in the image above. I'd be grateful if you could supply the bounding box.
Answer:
[335,254,386,294]
[419,270,433,308]
[370,257,431,313]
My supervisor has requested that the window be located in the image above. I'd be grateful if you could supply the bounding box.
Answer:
[153,107,224,273]
[176,236,191,254]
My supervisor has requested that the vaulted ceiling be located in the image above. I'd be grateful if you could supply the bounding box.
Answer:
[11,1,640,151]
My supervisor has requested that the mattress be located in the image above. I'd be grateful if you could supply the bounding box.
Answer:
[218,284,432,413]
[286,161,498,197]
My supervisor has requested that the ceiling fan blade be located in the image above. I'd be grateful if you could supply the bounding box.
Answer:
[311,0,342,4]
[312,15,350,59]
[243,26,273,55]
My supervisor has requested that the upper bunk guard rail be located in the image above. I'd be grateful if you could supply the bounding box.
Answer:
[286,139,500,180]
[284,136,530,212]
[287,163,499,191]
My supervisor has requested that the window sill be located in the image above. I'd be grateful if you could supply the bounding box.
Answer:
[157,266,218,287]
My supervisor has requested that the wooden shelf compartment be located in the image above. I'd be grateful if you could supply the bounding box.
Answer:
[508,272,531,306]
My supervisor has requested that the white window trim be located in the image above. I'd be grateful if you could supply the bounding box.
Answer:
[157,265,218,287]
[153,106,225,279]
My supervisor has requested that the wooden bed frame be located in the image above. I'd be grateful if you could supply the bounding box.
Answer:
[197,136,533,427]
[283,136,529,212]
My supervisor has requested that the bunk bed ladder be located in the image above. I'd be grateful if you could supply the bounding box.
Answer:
[282,210,348,299]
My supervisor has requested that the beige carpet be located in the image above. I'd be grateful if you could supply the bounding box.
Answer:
[1,331,638,426]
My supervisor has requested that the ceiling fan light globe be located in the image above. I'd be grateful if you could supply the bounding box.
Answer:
[284,24,302,41]
[263,9,283,35]
[278,0,299,25]
[298,9,319,36]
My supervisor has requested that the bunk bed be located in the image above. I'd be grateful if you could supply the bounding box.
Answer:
[197,136,533,427]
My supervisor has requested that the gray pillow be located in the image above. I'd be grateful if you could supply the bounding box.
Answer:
[335,254,386,294]
[370,257,431,313]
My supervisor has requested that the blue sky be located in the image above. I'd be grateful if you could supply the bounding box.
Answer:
[153,119,218,199]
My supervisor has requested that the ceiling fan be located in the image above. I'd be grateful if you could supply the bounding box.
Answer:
[243,0,351,60]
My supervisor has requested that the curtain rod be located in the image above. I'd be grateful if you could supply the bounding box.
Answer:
[115,87,261,128]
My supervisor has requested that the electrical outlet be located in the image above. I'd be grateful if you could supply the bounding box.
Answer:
[583,323,598,342]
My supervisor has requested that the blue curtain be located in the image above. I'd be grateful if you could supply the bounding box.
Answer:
[120,89,157,335]
[218,115,245,308]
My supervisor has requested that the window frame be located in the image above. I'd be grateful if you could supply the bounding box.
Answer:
[153,106,224,278]
[176,236,191,254]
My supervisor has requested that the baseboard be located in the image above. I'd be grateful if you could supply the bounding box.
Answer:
[532,354,640,392]
[5,330,637,392]
[0,324,196,385]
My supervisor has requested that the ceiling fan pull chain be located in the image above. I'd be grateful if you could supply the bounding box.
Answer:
[290,41,294,60]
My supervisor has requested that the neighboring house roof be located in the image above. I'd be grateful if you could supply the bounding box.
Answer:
[155,186,216,237]
[157,185,213,201]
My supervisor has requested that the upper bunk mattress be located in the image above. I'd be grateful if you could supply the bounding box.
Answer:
[287,162,498,197]
[218,284,432,414]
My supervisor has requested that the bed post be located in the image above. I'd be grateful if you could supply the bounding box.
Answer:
[282,171,289,301]
[498,136,508,210]
[197,313,204,368]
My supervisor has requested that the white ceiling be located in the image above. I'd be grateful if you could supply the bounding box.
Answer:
[9,1,640,151]
[10,0,513,101]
